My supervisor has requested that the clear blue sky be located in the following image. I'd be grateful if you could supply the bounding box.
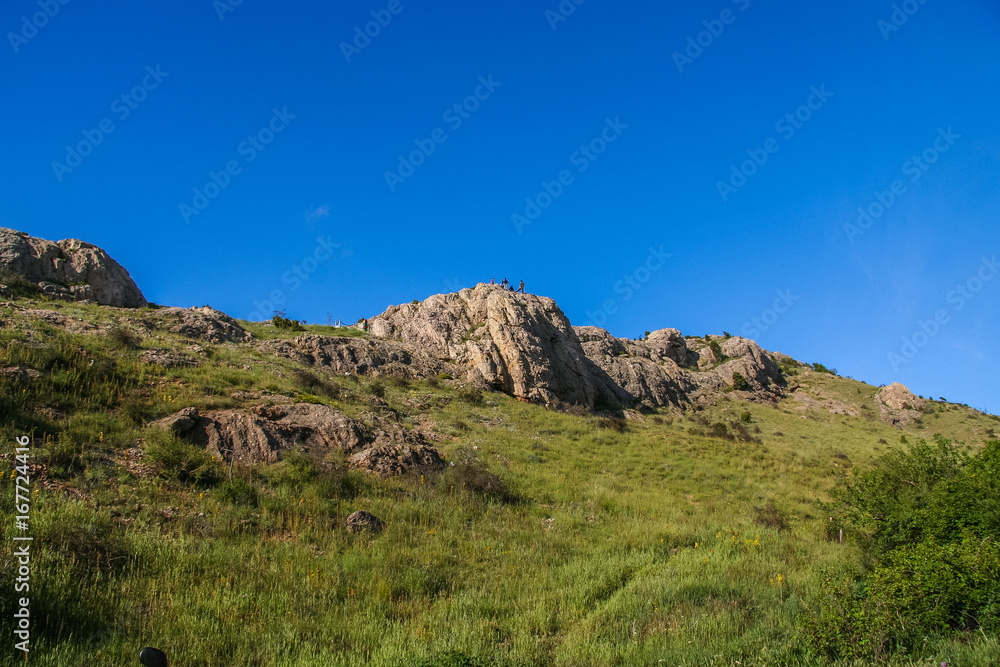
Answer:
[3,0,999,413]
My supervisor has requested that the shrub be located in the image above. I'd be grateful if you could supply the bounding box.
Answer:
[812,362,837,375]
[272,313,305,331]
[708,339,725,363]
[368,379,386,399]
[597,417,628,433]
[0,271,40,297]
[739,410,753,424]
[450,449,514,503]
[753,501,789,531]
[457,387,484,407]
[807,438,1000,660]
[106,324,141,350]
[144,430,220,485]
[213,479,258,506]
[731,372,750,391]
[291,369,341,399]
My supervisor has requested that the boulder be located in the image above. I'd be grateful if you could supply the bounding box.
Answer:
[348,444,445,478]
[875,382,924,427]
[344,510,384,534]
[0,227,147,307]
[259,334,445,379]
[150,403,443,476]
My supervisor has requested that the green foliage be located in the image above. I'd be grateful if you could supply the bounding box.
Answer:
[272,314,305,331]
[739,410,753,424]
[732,372,750,391]
[106,323,141,349]
[812,362,837,375]
[213,479,259,506]
[807,438,1000,659]
[0,270,41,297]
[708,339,725,363]
[143,429,221,485]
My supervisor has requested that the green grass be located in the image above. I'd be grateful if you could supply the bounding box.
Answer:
[0,296,997,665]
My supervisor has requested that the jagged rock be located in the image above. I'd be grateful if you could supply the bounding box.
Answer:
[150,403,442,476]
[147,306,253,344]
[348,444,445,478]
[370,284,601,409]
[875,382,924,427]
[140,348,197,368]
[151,407,200,435]
[574,329,783,408]
[1,366,41,381]
[344,510,384,534]
[259,334,447,379]
[0,227,147,307]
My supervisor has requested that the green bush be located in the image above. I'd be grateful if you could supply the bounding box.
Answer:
[732,372,750,391]
[708,339,725,363]
[144,429,220,485]
[272,314,305,331]
[807,438,1000,659]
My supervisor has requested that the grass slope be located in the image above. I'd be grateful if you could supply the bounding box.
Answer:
[1,297,997,666]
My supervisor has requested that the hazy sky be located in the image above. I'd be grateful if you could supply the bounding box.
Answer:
[3,0,999,413]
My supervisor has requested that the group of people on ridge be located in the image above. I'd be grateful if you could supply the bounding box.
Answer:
[490,278,525,293]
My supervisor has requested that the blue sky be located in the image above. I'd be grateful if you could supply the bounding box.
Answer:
[3,0,999,413]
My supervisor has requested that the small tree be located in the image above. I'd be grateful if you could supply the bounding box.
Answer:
[731,372,750,391]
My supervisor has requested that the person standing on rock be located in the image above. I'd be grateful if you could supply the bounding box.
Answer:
[501,278,508,289]
[518,280,524,293]
[490,278,495,285]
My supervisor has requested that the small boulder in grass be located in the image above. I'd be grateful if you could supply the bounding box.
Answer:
[344,510,384,534]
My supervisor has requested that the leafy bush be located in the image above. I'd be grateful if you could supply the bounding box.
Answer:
[450,448,514,503]
[597,417,628,433]
[812,362,837,375]
[272,314,305,331]
[457,387,484,407]
[806,438,1000,659]
[739,410,753,424]
[732,372,750,391]
[106,324,142,349]
[213,479,258,506]
[753,501,789,531]
[0,271,40,297]
[144,429,220,485]
[708,339,725,363]
[292,369,341,399]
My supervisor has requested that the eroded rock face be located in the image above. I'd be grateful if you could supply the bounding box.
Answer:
[574,329,784,408]
[875,382,924,427]
[151,403,444,477]
[146,307,253,343]
[370,284,601,409]
[0,228,147,307]
[259,334,446,379]
[256,285,787,412]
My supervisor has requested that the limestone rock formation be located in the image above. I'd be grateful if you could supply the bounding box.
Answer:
[370,284,602,409]
[259,334,446,379]
[875,382,925,427]
[146,306,253,344]
[575,329,784,409]
[0,227,147,307]
[151,403,444,477]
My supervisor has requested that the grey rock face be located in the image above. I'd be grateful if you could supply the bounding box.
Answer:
[0,227,147,307]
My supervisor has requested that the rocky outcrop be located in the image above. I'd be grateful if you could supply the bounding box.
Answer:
[370,284,603,409]
[0,227,147,307]
[575,329,784,409]
[151,404,444,477]
[146,307,253,344]
[259,334,446,379]
[344,510,384,534]
[875,382,924,427]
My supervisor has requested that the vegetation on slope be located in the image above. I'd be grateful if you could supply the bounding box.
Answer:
[1,296,998,666]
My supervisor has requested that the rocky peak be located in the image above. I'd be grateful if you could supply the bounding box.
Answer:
[0,227,147,307]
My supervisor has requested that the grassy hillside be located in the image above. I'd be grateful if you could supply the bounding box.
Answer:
[1,296,998,666]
